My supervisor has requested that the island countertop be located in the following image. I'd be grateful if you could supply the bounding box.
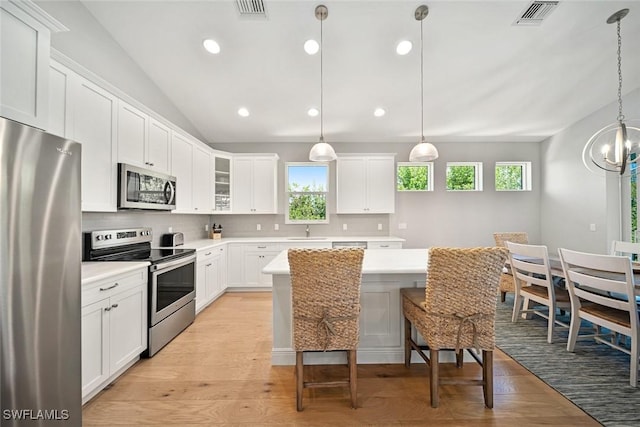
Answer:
[263,248,428,276]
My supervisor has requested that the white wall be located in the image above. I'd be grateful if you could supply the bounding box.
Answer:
[36,0,204,140]
[540,87,640,255]
[214,141,541,248]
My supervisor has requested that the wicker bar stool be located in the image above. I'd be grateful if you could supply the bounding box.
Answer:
[287,248,365,411]
[401,247,507,408]
[493,232,529,302]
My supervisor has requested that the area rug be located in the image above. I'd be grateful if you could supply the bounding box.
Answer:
[495,297,640,427]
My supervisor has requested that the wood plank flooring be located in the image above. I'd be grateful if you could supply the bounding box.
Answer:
[82,293,600,426]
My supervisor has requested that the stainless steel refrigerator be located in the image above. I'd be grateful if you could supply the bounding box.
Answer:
[1,117,82,426]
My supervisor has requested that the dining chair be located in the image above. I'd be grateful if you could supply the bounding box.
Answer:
[558,248,640,387]
[287,248,365,411]
[611,240,640,259]
[493,232,529,302]
[506,242,571,344]
[401,247,507,408]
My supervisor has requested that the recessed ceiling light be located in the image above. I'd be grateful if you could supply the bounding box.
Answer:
[304,39,319,55]
[396,40,412,55]
[374,108,386,117]
[238,107,250,117]
[203,39,220,54]
[307,107,319,117]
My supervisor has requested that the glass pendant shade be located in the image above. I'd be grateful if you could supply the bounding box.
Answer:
[309,137,337,162]
[409,138,439,162]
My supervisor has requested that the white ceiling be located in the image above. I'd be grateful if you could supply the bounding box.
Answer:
[79,0,640,144]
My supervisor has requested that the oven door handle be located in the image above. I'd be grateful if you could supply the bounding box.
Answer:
[150,254,196,273]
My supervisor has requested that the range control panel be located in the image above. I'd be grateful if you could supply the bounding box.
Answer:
[87,227,153,250]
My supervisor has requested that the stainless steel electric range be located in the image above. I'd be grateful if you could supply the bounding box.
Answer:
[83,227,196,357]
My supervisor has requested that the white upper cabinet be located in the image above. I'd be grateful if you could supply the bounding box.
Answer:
[337,154,396,214]
[74,76,118,212]
[213,155,232,213]
[117,101,147,168]
[147,118,171,174]
[117,101,171,175]
[48,59,118,212]
[0,1,65,129]
[232,154,278,214]
[170,131,194,213]
[192,145,212,213]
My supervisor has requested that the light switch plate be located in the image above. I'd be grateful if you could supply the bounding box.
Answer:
[342,224,348,231]
[257,224,262,231]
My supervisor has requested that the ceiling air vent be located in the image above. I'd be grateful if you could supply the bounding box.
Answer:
[514,1,559,26]
[236,0,266,16]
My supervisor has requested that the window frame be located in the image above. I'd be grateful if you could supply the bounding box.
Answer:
[396,162,434,192]
[445,162,483,191]
[285,162,329,225]
[494,161,532,191]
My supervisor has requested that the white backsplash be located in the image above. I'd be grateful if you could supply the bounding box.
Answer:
[83,212,390,246]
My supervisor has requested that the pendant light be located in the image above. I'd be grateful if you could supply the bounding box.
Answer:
[409,5,438,162]
[583,9,640,176]
[309,5,337,162]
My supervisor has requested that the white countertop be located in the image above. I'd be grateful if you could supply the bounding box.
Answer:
[262,248,428,275]
[82,262,150,285]
[170,236,405,251]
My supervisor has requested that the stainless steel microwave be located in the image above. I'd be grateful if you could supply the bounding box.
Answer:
[118,163,176,210]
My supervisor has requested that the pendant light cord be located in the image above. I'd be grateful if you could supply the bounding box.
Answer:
[616,19,624,122]
[420,16,424,142]
[320,15,324,140]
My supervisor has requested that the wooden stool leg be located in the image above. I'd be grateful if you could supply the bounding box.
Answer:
[456,349,464,368]
[296,351,304,412]
[404,316,412,367]
[483,350,494,409]
[348,350,357,409]
[500,291,506,303]
[429,349,439,408]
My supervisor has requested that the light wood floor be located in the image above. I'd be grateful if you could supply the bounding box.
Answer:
[82,292,600,426]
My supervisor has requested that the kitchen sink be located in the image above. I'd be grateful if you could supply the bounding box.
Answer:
[286,237,328,240]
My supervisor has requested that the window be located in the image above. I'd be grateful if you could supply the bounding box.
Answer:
[446,162,483,191]
[396,162,433,192]
[285,163,329,224]
[495,162,532,191]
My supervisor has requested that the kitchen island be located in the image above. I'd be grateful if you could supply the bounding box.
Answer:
[263,248,428,365]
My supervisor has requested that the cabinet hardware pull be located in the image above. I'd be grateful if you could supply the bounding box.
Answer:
[380,245,389,248]
[206,263,212,267]
[205,252,212,256]
[257,246,266,249]
[149,163,154,167]
[100,283,119,291]
[111,304,118,309]
[104,307,112,312]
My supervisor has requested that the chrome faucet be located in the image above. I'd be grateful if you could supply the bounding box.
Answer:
[305,225,310,238]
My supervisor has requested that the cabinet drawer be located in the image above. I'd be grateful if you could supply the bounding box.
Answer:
[82,268,147,307]
[368,242,403,249]
[197,245,226,262]
[244,244,279,251]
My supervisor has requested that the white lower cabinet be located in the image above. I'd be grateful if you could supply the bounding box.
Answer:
[227,243,279,289]
[195,246,226,312]
[81,267,147,403]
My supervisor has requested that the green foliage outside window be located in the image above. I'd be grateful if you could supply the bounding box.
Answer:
[288,182,326,221]
[446,165,476,190]
[495,165,523,190]
[397,165,428,191]
[631,156,637,242]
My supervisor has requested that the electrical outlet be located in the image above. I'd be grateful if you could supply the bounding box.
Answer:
[589,223,596,232]
[377,223,383,231]
[274,224,279,231]
[168,227,173,233]
[205,224,209,231]
[342,224,348,231]
[398,223,407,230]
[257,224,261,231]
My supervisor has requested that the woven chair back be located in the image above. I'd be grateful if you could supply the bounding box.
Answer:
[422,247,508,350]
[493,232,529,247]
[288,248,364,352]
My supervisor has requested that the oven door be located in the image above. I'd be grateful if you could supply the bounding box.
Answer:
[149,254,196,326]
